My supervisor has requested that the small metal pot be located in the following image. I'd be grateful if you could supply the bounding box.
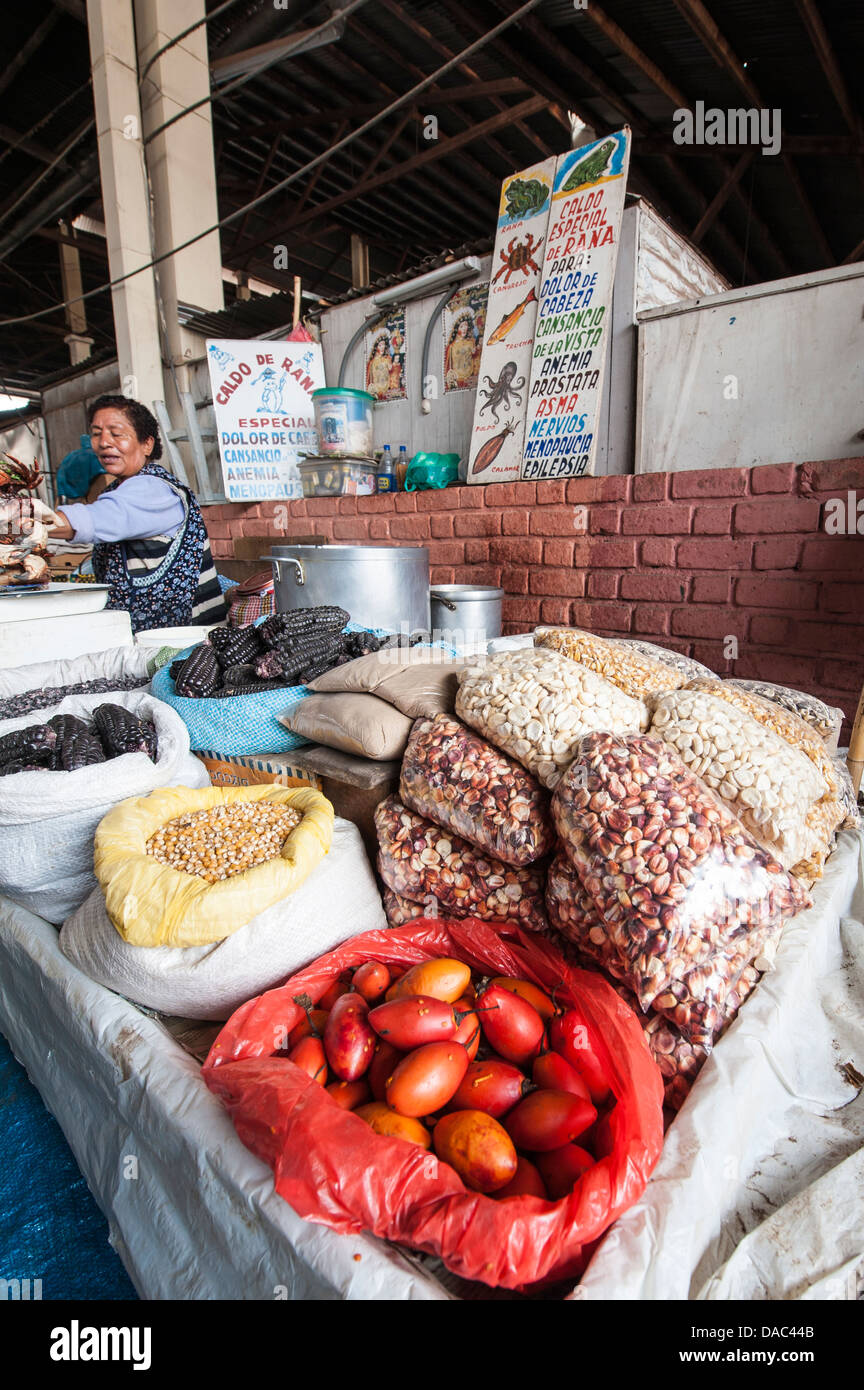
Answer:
[429,584,504,646]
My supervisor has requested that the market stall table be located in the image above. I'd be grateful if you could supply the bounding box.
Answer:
[0,827,861,1300]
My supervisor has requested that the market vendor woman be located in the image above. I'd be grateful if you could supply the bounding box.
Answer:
[50,395,227,632]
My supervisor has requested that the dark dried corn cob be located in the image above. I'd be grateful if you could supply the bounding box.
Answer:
[0,760,47,776]
[61,727,107,771]
[254,648,288,680]
[259,607,348,649]
[297,655,340,683]
[92,704,153,758]
[174,643,222,696]
[141,721,158,762]
[209,625,263,669]
[210,679,284,698]
[277,630,343,665]
[0,722,56,767]
[47,713,95,771]
[206,626,234,653]
[221,662,260,689]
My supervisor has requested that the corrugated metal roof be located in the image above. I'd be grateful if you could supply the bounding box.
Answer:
[2,0,862,387]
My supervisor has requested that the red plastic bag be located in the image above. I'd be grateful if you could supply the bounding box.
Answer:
[203,917,664,1290]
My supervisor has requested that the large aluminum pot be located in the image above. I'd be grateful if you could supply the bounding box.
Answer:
[430,584,504,646]
[265,544,430,636]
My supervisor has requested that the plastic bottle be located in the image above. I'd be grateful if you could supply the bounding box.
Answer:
[377,444,396,493]
[396,444,409,490]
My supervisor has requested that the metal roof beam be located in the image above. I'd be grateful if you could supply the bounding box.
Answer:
[569,1,790,276]
[671,0,835,266]
[226,95,545,264]
[376,0,551,163]
[0,11,61,100]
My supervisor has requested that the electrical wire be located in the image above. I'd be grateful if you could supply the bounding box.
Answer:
[0,0,544,329]
[138,0,248,88]
[0,77,93,170]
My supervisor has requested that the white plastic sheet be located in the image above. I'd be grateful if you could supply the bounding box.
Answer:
[0,897,449,1300]
[575,829,864,1301]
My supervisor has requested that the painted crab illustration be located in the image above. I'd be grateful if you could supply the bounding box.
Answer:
[492,232,544,285]
[478,361,525,424]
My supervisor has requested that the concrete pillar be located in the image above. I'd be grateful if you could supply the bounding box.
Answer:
[135,0,224,397]
[87,0,164,408]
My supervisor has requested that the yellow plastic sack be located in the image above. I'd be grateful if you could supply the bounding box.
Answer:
[94,784,334,948]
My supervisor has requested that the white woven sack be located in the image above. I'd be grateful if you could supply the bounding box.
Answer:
[0,691,209,923]
[0,645,151,700]
[59,818,387,1020]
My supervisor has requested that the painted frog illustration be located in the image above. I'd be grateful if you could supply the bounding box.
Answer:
[562,140,616,192]
[504,177,549,219]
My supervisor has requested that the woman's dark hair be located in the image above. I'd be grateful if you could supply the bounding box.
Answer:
[87,394,163,461]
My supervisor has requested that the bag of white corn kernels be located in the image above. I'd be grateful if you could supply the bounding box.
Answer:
[726,678,844,750]
[545,848,768,1055]
[60,818,386,1020]
[399,713,554,867]
[551,732,811,1044]
[611,637,714,683]
[534,627,687,701]
[94,783,334,948]
[374,794,549,933]
[0,691,209,924]
[682,677,857,876]
[650,688,829,871]
[455,647,648,789]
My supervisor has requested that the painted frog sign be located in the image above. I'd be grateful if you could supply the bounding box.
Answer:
[206,337,324,501]
[467,131,630,485]
[521,129,631,481]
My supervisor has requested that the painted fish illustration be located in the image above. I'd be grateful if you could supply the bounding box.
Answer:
[561,139,616,192]
[504,176,549,219]
[471,419,517,476]
[487,288,537,345]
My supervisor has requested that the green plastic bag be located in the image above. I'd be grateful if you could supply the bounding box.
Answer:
[404,452,460,491]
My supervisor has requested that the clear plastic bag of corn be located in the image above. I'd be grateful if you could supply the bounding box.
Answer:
[683,676,857,881]
[534,627,687,702]
[94,784,334,947]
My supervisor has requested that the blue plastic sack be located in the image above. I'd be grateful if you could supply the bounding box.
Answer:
[151,658,311,756]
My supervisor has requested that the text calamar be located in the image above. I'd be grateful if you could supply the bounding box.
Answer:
[50,1321,151,1371]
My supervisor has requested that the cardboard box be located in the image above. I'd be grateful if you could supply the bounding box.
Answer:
[196,750,322,790]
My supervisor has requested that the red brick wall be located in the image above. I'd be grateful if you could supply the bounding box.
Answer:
[203,457,864,733]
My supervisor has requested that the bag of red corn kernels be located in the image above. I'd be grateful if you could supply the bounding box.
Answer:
[399,713,554,867]
[375,794,549,934]
[545,850,761,1106]
[550,733,811,1044]
[202,915,664,1289]
[382,885,426,928]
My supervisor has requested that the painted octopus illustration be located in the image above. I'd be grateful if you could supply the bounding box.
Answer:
[492,232,543,285]
[478,362,525,424]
